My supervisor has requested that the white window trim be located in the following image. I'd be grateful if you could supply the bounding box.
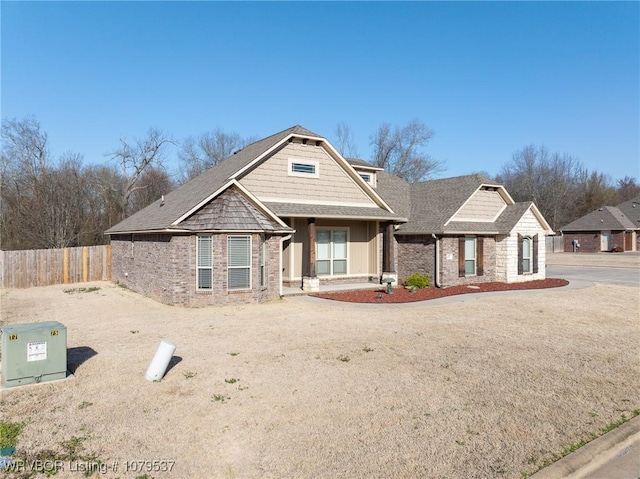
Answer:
[196,235,213,291]
[464,236,477,277]
[227,235,252,291]
[316,227,349,277]
[288,158,319,178]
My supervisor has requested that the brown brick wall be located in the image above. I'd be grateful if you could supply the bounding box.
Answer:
[111,233,282,307]
[439,236,497,287]
[396,235,436,285]
[562,231,626,253]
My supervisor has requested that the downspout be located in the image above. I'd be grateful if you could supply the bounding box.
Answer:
[279,234,293,297]
[431,234,441,288]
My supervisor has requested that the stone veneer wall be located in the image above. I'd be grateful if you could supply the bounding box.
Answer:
[111,233,281,306]
[496,209,547,283]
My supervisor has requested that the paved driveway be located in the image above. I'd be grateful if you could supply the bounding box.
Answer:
[547,264,640,287]
[546,252,640,287]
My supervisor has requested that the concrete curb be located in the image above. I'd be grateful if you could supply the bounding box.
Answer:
[530,415,640,479]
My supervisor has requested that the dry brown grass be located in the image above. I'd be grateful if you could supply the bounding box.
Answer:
[1,280,638,479]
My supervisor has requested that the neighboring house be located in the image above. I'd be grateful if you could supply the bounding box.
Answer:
[560,196,640,252]
[106,125,552,306]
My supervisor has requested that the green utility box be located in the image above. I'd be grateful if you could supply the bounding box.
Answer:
[1,321,67,388]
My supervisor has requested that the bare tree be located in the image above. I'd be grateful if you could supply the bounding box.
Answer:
[130,166,175,212]
[108,128,173,220]
[616,176,640,203]
[334,122,359,158]
[369,119,444,182]
[497,145,618,231]
[178,129,253,183]
[1,118,91,249]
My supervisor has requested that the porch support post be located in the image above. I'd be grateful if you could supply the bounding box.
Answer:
[383,222,396,273]
[382,222,398,285]
[303,218,319,292]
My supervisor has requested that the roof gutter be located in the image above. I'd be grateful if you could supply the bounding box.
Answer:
[279,234,293,297]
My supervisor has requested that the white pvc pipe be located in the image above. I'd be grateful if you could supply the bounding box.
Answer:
[145,339,177,382]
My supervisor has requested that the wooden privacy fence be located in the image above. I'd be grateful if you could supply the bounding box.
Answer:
[0,245,111,289]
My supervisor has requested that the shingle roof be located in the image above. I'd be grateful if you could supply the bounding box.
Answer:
[180,187,292,232]
[106,125,321,234]
[561,205,637,231]
[494,202,534,233]
[393,174,493,234]
[616,195,640,228]
[375,171,412,219]
[263,202,405,221]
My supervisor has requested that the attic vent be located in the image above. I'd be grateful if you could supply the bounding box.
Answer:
[315,140,322,147]
[302,138,308,145]
[481,186,498,192]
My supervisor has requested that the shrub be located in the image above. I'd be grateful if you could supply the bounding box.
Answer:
[404,273,430,289]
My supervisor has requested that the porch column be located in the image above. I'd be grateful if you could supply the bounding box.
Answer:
[303,218,320,292]
[308,218,316,277]
[382,222,397,283]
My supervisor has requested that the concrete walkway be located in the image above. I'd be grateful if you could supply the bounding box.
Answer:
[530,416,640,479]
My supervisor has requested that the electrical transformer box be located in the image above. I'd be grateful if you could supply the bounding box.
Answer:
[1,321,67,388]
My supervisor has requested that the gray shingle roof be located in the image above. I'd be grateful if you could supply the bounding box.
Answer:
[616,195,640,228]
[494,202,534,233]
[180,187,292,232]
[393,174,493,234]
[561,205,637,231]
[106,125,321,234]
[263,202,405,221]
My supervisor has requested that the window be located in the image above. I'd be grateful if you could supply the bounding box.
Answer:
[464,237,476,275]
[458,236,484,277]
[288,158,319,178]
[518,234,538,275]
[228,235,251,290]
[197,235,213,290]
[316,229,348,276]
[522,237,532,273]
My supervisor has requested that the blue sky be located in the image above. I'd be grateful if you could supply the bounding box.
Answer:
[2,1,639,182]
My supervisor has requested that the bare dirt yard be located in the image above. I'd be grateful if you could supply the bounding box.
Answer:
[1,278,639,479]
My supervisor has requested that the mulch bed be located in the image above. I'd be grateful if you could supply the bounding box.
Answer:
[311,278,569,303]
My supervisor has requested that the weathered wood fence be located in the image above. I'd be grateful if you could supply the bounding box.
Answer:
[545,235,564,253]
[0,245,111,288]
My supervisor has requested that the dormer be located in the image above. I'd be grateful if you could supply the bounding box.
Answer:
[346,159,384,188]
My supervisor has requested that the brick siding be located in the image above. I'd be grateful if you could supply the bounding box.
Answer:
[563,231,626,253]
[111,233,282,307]
[396,235,436,285]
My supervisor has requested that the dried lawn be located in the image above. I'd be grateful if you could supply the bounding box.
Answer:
[1,280,639,479]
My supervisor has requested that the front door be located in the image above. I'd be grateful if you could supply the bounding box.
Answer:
[600,231,611,251]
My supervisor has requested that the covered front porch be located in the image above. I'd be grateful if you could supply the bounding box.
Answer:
[279,216,400,293]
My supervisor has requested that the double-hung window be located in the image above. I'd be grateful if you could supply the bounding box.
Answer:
[518,234,538,275]
[459,236,483,277]
[197,235,213,290]
[464,237,476,276]
[522,237,532,273]
[317,229,347,276]
[228,235,251,290]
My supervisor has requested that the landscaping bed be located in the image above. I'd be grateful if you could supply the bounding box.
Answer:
[312,278,569,303]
